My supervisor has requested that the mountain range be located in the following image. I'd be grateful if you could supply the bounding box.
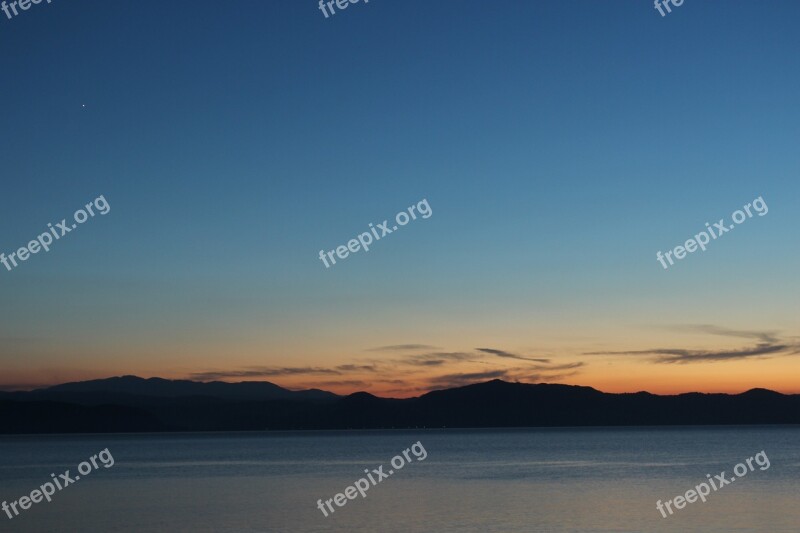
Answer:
[1,376,798,434]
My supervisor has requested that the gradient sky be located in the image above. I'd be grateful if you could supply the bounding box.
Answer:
[1,0,798,397]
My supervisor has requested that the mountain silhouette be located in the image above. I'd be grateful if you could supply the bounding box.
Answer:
[32,375,338,402]
[2,377,799,434]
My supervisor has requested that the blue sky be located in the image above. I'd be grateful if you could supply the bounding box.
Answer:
[1,0,798,395]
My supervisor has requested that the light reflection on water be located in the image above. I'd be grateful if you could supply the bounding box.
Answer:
[1,427,798,532]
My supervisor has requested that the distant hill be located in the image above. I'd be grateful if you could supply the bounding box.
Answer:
[19,375,338,403]
[1,377,799,434]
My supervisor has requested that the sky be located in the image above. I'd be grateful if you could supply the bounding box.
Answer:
[1,0,798,397]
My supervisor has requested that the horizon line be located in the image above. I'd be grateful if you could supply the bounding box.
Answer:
[0,375,795,399]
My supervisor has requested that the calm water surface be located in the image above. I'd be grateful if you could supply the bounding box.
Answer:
[1,427,798,532]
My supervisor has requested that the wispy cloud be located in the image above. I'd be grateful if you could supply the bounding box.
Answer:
[423,365,584,391]
[190,367,342,380]
[666,325,780,344]
[528,362,584,371]
[586,344,788,363]
[476,348,550,363]
[186,345,586,396]
[426,370,511,389]
[397,351,477,366]
[586,324,800,364]
[367,344,438,352]
[335,364,378,372]
[301,380,371,389]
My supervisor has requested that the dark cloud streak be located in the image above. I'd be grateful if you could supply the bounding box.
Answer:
[367,344,438,352]
[586,344,788,363]
[190,367,341,380]
[476,348,550,363]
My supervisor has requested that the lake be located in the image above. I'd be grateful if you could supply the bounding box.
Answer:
[1,426,798,532]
